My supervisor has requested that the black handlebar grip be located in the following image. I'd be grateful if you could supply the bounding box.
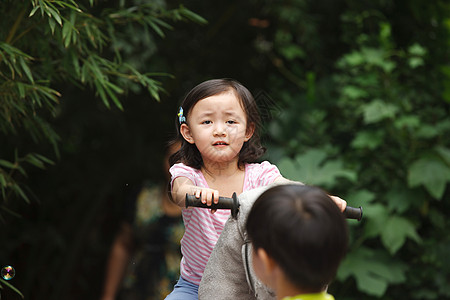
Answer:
[343,206,363,221]
[185,192,240,219]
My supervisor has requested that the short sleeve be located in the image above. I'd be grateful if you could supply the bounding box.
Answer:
[244,161,281,190]
[169,163,207,190]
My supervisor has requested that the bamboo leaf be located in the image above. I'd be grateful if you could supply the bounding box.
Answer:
[104,84,123,110]
[47,6,62,26]
[24,154,45,169]
[146,20,165,37]
[29,5,39,17]
[12,184,30,204]
[33,154,54,165]
[179,5,208,24]
[0,278,24,298]
[48,17,56,34]
[94,80,110,108]
[19,57,34,83]
[16,82,26,98]
[0,172,6,187]
[0,159,16,169]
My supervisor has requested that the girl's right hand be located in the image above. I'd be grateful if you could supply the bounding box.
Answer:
[193,187,220,207]
[190,187,220,214]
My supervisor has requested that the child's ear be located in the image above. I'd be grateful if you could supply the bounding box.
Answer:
[180,124,195,144]
[256,248,277,274]
[245,122,255,142]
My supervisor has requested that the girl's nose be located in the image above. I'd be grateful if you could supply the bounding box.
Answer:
[213,124,226,136]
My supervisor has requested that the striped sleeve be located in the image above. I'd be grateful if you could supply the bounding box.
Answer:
[169,163,207,189]
[245,161,281,190]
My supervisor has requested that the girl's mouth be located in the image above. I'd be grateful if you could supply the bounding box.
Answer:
[213,141,228,146]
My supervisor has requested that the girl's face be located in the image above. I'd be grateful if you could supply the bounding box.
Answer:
[180,90,254,166]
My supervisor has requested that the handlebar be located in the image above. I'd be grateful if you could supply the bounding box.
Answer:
[343,206,363,221]
[185,193,363,221]
[185,192,240,219]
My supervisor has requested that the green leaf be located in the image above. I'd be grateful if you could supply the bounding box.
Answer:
[12,184,30,203]
[337,247,407,297]
[386,186,421,213]
[408,157,450,199]
[0,159,16,169]
[33,154,54,165]
[361,99,398,124]
[179,5,208,24]
[278,149,356,186]
[341,51,364,67]
[394,115,420,130]
[416,124,438,139]
[0,172,6,187]
[345,189,376,206]
[47,6,62,26]
[147,20,165,38]
[363,202,389,238]
[24,154,45,169]
[409,57,424,68]
[48,17,56,34]
[408,43,427,56]
[351,130,384,150]
[279,44,305,61]
[341,85,368,100]
[19,57,34,83]
[381,216,422,254]
[29,5,40,17]
[435,146,450,166]
[0,277,24,298]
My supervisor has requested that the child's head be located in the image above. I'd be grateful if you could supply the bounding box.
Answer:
[169,78,265,169]
[246,184,348,294]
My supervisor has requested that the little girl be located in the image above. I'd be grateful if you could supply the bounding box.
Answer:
[165,78,346,300]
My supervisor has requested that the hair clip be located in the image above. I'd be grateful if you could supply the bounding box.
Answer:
[178,107,186,124]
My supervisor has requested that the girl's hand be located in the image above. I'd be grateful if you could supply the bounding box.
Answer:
[193,187,220,213]
[330,195,347,212]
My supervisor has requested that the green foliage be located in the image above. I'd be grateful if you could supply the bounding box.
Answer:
[0,0,204,210]
[278,148,357,188]
[260,0,450,298]
[1,0,450,299]
[0,0,205,297]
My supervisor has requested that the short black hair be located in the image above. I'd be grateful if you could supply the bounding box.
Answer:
[246,184,348,291]
[169,78,265,169]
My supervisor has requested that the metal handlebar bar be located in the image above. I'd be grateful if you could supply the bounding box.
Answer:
[185,193,363,221]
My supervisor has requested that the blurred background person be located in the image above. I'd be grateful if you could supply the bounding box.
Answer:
[100,142,183,300]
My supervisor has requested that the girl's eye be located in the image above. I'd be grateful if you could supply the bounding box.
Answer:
[226,120,236,124]
[202,120,212,124]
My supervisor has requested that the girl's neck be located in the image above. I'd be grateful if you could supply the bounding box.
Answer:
[201,158,243,177]
[201,158,246,197]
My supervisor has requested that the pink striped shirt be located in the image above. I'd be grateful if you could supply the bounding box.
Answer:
[170,161,281,285]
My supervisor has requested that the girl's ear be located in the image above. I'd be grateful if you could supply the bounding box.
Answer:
[245,122,255,142]
[180,123,195,144]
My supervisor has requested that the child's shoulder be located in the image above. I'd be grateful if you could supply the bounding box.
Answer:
[245,160,278,172]
[170,162,202,175]
[245,161,281,185]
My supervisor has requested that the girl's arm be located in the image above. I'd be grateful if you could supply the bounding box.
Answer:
[274,176,347,212]
[171,176,220,208]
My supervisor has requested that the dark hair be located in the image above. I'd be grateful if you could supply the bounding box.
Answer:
[246,184,348,292]
[169,78,265,169]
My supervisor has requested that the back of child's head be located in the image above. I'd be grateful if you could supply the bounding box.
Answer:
[246,184,348,292]
[169,78,265,169]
